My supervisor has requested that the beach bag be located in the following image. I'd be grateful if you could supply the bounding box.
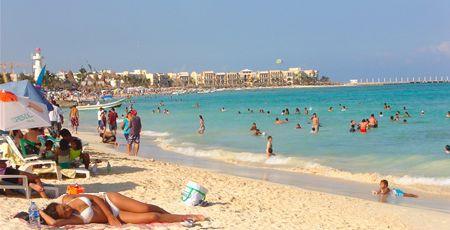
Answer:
[181,181,208,206]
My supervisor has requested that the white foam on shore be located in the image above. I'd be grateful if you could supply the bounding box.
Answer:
[145,129,450,192]
[141,130,171,137]
[394,176,450,186]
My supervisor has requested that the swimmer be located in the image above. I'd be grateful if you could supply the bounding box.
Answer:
[285,118,289,122]
[372,179,418,198]
[447,111,450,118]
[359,119,368,133]
[403,111,411,118]
[379,112,383,117]
[310,127,316,134]
[220,107,226,112]
[341,106,347,112]
[390,116,395,122]
[285,108,290,115]
[402,119,407,124]
[295,108,301,114]
[296,123,302,129]
[266,136,275,158]
[420,110,425,116]
[304,107,309,115]
[250,122,257,131]
[197,115,205,134]
[349,120,356,132]
[445,145,450,155]
[368,114,378,128]
[275,118,283,125]
[328,106,333,112]
[311,113,320,132]
[254,129,262,136]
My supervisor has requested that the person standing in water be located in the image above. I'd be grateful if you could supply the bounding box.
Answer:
[266,136,275,158]
[69,105,79,134]
[198,115,205,134]
[311,113,320,132]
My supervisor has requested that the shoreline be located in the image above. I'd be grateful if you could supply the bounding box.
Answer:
[2,130,450,229]
[77,129,450,214]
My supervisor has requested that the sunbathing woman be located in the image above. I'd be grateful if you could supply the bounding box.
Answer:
[40,192,205,227]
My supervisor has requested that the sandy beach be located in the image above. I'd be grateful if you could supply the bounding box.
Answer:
[0,131,448,230]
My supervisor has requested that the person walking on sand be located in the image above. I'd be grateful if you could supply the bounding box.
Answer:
[69,105,79,134]
[128,110,142,156]
[266,136,275,158]
[198,115,205,134]
[311,113,320,132]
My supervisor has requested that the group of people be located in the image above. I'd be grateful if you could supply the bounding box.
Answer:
[2,128,89,199]
[97,107,142,156]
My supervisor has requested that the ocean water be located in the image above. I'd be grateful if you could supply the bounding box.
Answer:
[79,84,450,187]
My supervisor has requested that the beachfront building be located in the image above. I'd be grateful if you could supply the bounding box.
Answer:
[191,72,201,86]
[56,71,66,81]
[225,72,240,87]
[215,72,226,87]
[239,69,255,87]
[269,70,284,86]
[201,71,215,87]
[150,73,170,87]
[176,72,190,87]
[256,71,270,86]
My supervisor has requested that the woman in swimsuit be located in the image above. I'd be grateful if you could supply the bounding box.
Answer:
[40,192,205,227]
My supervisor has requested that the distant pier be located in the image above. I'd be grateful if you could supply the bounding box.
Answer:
[349,76,450,85]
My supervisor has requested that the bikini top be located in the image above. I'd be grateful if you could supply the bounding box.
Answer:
[66,196,94,224]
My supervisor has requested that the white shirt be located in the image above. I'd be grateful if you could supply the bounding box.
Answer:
[97,110,103,121]
[48,105,60,122]
[57,107,63,123]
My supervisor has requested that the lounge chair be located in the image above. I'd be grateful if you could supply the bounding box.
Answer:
[2,135,62,180]
[0,174,59,199]
[2,135,90,179]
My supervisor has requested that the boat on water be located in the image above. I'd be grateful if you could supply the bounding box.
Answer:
[77,98,126,111]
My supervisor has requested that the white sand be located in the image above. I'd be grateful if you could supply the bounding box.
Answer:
[1,132,449,230]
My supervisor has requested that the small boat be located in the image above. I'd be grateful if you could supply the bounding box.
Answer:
[77,98,126,111]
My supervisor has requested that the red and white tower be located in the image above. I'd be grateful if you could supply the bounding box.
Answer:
[32,48,44,81]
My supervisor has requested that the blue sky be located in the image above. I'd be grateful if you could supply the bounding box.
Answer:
[1,0,449,81]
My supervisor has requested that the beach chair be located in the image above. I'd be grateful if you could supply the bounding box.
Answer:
[3,135,62,180]
[3,135,90,180]
[0,174,31,199]
[0,174,60,199]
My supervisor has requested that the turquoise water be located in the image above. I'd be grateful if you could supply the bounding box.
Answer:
[79,84,450,186]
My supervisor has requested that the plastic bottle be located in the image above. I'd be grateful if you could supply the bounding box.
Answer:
[92,162,98,176]
[106,161,112,173]
[28,201,41,229]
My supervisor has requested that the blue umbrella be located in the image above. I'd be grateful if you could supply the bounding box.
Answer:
[0,80,53,111]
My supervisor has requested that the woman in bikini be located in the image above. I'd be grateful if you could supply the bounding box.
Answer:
[40,192,205,227]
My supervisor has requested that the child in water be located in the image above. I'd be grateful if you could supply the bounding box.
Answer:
[372,180,418,198]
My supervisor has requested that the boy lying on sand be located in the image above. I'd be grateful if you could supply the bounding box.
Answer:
[372,179,418,198]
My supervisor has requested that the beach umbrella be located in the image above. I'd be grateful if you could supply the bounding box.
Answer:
[0,90,50,131]
[0,80,53,111]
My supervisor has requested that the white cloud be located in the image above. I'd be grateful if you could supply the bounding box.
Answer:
[418,41,450,56]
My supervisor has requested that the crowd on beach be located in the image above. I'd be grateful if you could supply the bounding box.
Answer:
[2,93,449,228]
[0,97,205,228]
